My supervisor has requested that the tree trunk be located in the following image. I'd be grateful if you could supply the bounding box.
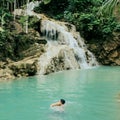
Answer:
[14,0,16,20]
[25,0,29,33]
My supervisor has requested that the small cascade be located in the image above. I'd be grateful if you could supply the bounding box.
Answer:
[40,20,98,70]
[26,1,41,19]
[26,1,41,15]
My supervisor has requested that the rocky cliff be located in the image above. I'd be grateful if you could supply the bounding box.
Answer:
[88,32,120,65]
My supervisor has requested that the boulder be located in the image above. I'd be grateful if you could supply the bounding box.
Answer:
[9,59,38,77]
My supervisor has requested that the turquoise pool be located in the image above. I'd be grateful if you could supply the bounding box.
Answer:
[0,66,120,120]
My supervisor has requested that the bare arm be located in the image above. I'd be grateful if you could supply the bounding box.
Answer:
[50,101,61,107]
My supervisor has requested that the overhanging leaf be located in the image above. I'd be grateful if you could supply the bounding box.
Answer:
[0,27,4,32]
[43,0,51,4]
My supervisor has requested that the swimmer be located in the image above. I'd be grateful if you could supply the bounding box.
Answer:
[50,99,65,107]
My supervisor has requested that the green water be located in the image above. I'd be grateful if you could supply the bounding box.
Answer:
[0,66,120,120]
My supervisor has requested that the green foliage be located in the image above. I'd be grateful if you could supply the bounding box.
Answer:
[34,0,69,19]
[33,0,120,41]
[0,31,15,60]
[67,0,103,13]
[65,12,118,40]
[43,0,51,4]
[0,27,4,32]
[0,31,36,61]
[19,16,28,28]
[98,0,120,16]
[0,32,6,47]
[0,7,13,28]
[28,16,40,31]
[114,23,120,32]
[63,0,119,41]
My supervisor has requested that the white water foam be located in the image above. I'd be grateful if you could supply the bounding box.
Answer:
[40,20,98,69]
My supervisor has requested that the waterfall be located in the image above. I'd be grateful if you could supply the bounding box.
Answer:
[40,20,98,70]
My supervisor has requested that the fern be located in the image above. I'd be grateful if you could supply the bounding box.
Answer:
[98,0,119,16]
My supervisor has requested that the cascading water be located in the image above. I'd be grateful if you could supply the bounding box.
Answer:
[26,1,41,15]
[40,19,98,71]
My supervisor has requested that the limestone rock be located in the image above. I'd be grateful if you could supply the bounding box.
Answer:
[0,68,15,81]
[45,48,80,75]
[9,60,38,77]
[39,45,80,75]
[88,32,120,65]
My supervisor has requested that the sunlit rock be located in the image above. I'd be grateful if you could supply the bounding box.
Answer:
[39,45,80,75]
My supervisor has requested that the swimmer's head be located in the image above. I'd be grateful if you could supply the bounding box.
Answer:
[60,99,65,104]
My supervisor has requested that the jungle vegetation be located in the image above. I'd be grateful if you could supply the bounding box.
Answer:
[34,0,120,41]
[0,0,120,61]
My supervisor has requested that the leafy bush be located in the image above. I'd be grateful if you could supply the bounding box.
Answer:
[67,0,103,13]
[34,0,69,19]
[64,0,119,41]
[0,31,15,60]
[0,8,13,27]
[0,31,36,61]
[114,23,120,32]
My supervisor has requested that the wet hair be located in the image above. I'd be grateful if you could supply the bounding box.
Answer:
[60,99,65,104]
